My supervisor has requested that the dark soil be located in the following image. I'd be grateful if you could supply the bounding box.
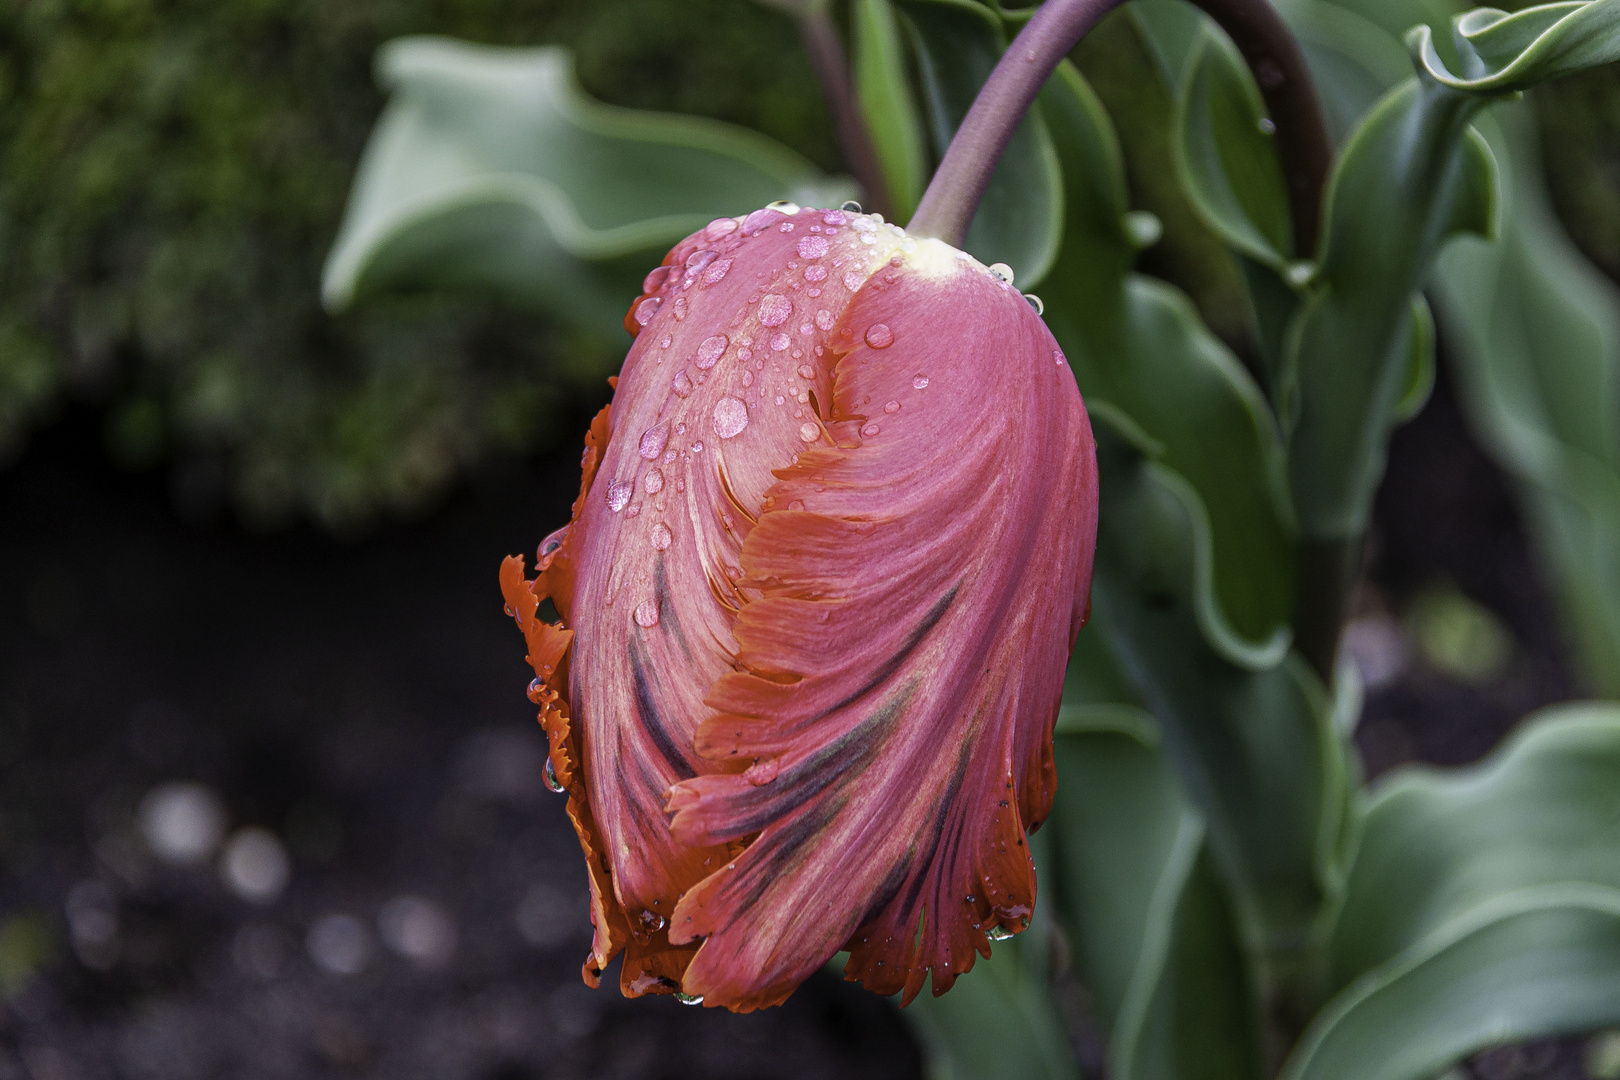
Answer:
[0,353,1597,1080]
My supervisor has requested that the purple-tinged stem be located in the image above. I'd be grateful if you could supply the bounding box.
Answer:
[907,0,1332,260]
[799,8,895,220]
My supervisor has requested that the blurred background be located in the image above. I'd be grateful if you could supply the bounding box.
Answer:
[3,1,1620,1077]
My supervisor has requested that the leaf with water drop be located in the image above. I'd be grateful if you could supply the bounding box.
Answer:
[322,39,854,343]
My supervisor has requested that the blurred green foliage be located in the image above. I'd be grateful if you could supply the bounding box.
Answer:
[0,0,837,530]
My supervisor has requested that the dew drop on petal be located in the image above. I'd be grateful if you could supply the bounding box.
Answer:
[696,334,729,370]
[634,297,662,326]
[713,397,749,439]
[643,265,671,293]
[797,365,815,379]
[1054,349,1066,366]
[987,926,1015,942]
[796,235,829,259]
[913,375,930,389]
[864,323,894,349]
[798,422,820,443]
[702,258,733,285]
[861,423,881,437]
[1023,293,1044,315]
[804,264,827,282]
[684,249,716,275]
[788,499,806,511]
[634,598,660,628]
[988,262,1015,285]
[644,469,664,495]
[704,217,739,240]
[650,523,672,551]
[672,370,693,398]
[543,758,564,793]
[741,370,754,387]
[884,400,900,414]
[758,294,792,327]
[766,199,800,214]
[770,332,791,352]
[815,309,835,331]
[607,480,632,512]
[741,208,776,236]
[675,992,704,1005]
[843,271,865,291]
[672,296,688,321]
[690,441,704,454]
[639,423,671,460]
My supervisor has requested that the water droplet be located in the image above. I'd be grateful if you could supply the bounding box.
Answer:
[797,364,816,379]
[1054,349,1066,366]
[659,334,672,350]
[607,480,632,512]
[913,375,930,389]
[788,499,806,511]
[504,604,515,617]
[704,217,740,239]
[650,523,672,551]
[774,395,785,405]
[627,503,641,518]
[1258,117,1277,134]
[1024,293,1044,315]
[988,263,1015,285]
[1124,211,1163,249]
[527,677,545,702]
[643,265,671,293]
[741,208,777,236]
[852,216,876,234]
[696,334,729,369]
[672,370,693,398]
[690,441,704,453]
[683,249,717,277]
[672,296,688,321]
[713,397,749,439]
[864,323,894,349]
[674,992,704,1005]
[804,264,827,282]
[639,423,671,460]
[798,422,820,443]
[638,909,667,933]
[766,199,801,215]
[838,201,862,215]
[843,270,865,291]
[741,370,754,387]
[883,400,900,414]
[702,258,733,285]
[644,469,665,495]
[538,525,569,560]
[987,926,1015,942]
[543,758,564,793]
[758,294,792,328]
[861,422,880,437]
[634,296,662,326]
[796,235,829,260]
[770,332,791,352]
[738,347,754,363]
[634,599,660,628]
[675,477,686,493]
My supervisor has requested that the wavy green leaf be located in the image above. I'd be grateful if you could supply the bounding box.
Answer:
[1410,0,1620,92]
[1283,75,1499,539]
[853,0,930,221]
[322,38,851,341]
[1173,26,1294,268]
[1038,60,1295,667]
[895,0,1064,286]
[1283,705,1620,1080]
[1090,432,1355,993]
[1050,636,1265,1080]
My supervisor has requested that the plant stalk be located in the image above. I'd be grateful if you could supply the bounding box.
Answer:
[798,7,895,219]
[906,0,1332,258]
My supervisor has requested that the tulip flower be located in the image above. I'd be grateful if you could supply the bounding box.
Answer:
[500,200,1097,1012]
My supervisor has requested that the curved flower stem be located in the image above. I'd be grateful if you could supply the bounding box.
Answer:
[907,0,1332,259]
[798,7,895,220]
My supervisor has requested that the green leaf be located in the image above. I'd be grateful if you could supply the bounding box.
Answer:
[896,0,1064,286]
[1394,294,1436,422]
[1091,433,1356,987]
[1038,59,1296,668]
[1433,106,1620,694]
[904,928,1081,1080]
[853,0,930,221]
[1283,75,1499,539]
[1409,0,1620,93]
[1172,26,1294,268]
[322,38,851,341]
[1049,641,1265,1080]
[1283,705,1620,1080]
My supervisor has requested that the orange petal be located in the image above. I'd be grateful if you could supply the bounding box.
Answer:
[664,247,1097,1009]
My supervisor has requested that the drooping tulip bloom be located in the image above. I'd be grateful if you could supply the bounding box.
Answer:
[500,202,1097,1012]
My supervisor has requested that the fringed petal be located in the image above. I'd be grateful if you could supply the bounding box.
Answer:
[664,251,1097,1010]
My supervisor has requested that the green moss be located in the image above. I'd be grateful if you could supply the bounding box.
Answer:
[0,0,837,530]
